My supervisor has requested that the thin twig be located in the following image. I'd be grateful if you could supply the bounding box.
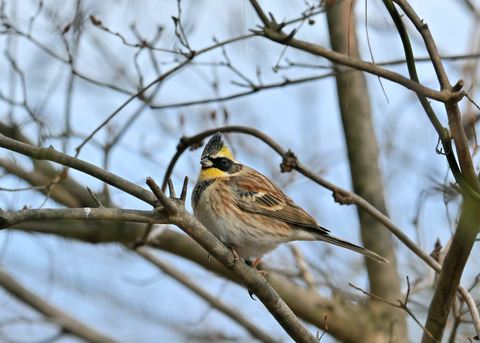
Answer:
[349,278,438,342]
[289,244,316,289]
[150,72,335,110]
[248,0,463,103]
[86,187,104,207]
[146,177,174,213]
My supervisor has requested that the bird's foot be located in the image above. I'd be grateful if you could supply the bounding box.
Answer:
[226,246,240,267]
[245,258,269,299]
[245,258,269,278]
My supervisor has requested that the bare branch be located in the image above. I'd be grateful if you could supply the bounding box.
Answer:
[349,280,438,343]
[392,0,451,90]
[150,71,335,110]
[144,177,319,343]
[0,133,157,206]
[0,207,164,229]
[137,247,277,343]
[247,0,463,103]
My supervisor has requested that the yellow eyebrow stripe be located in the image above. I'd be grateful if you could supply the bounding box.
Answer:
[219,145,235,160]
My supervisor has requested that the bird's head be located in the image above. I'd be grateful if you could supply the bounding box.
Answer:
[197,133,242,179]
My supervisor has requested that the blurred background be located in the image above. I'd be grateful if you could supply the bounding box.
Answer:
[0,0,479,342]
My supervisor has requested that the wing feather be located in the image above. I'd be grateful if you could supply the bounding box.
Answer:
[230,166,330,234]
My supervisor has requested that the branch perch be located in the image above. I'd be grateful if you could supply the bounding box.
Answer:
[145,177,319,343]
[137,247,277,343]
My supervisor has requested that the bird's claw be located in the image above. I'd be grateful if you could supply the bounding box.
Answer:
[226,246,240,267]
[258,269,269,279]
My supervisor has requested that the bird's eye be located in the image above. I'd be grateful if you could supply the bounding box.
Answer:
[212,157,232,171]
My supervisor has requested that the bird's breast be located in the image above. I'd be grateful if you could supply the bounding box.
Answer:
[191,178,215,209]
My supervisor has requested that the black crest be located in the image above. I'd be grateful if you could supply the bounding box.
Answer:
[201,132,224,159]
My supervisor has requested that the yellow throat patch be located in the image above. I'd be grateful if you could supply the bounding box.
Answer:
[199,166,226,179]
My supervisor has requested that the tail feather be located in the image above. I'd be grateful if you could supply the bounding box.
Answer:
[313,231,389,264]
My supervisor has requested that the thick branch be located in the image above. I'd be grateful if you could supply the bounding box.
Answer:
[0,133,157,206]
[137,247,277,343]
[422,198,480,342]
[147,178,319,343]
[0,208,165,229]
[446,102,480,190]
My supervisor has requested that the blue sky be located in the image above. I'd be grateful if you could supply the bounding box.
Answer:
[0,0,479,342]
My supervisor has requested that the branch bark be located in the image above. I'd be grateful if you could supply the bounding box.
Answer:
[422,197,480,343]
[0,207,165,229]
[136,247,277,343]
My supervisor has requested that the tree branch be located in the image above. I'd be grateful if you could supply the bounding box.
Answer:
[392,0,450,90]
[0,208,164,229]
[146,177,319,343]
[136,247,277,343]
[0,133,157,206]
[422,198,480,342]
[247,0,463,103]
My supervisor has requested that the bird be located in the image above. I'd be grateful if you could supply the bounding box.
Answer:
[191,132,388,268]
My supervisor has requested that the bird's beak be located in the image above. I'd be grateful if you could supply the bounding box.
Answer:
[200,158,213,168]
